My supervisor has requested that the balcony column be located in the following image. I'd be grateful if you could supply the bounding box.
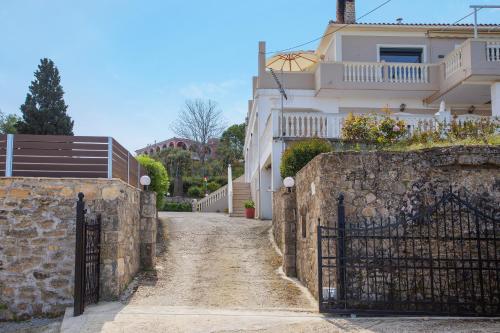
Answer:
[492,82,500,118]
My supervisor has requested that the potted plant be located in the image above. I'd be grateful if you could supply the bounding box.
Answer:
[244,200,255,219]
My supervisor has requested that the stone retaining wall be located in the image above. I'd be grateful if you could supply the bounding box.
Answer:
[0,178,143,320]
[273,146,500,299]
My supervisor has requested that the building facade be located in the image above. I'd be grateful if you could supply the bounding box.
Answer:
[136,137,219,159]
[244,0,500,219]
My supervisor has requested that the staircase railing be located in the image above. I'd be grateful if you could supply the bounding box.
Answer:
[196,184,228,212]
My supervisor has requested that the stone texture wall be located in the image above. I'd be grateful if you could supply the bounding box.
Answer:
[0,177,142,320]
[272,189,297,277]
[285,146,500,299]
[140,191,157,270]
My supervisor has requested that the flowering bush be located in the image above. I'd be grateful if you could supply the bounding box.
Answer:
[342,112,407,145]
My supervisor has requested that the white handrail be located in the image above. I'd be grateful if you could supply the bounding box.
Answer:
[343,62,430,84]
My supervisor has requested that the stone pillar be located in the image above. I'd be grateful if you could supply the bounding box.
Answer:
[492,82,500,118]
[282,190,297,277]
[140,191,157,270]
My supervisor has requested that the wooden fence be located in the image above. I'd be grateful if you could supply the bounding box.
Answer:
[0,134,141,188]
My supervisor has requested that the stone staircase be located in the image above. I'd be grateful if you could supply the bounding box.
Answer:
[230,182,252,217]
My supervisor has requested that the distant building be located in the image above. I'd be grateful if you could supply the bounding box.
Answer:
[135,137,219,159]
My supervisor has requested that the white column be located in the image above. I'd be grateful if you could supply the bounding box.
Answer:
[227,164,233,215]
[271,140,283,192]
[492,82,500,118]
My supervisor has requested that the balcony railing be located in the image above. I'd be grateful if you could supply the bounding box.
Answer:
[274,111,492,140]
[487,41,500,62]
[343,62,430,84]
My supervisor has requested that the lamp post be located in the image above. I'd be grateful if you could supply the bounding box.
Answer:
[140,175,151,191]
[283,177,295,193]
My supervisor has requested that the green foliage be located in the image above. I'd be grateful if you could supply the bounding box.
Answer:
[156,148,192,196]
[137,155,169,208]
[392,117,500,151]
[342,112,407,145]
[280,138,332,178]
[162,201,192,212]
[244,200,255,209]
[207,181,220,192]
[0,111,21,134]
[218,123,246,167]
[187,186,204,198]
[17,58,74,135]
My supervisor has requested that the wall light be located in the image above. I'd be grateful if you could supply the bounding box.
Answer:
[283,177,295,193]
[140,175,151,191]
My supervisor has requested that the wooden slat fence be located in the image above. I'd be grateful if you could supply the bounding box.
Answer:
[0,135,6,175]
[1,134,142,188]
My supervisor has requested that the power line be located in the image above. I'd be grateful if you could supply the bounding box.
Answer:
[452,8,483,25]
[266,0,394,55]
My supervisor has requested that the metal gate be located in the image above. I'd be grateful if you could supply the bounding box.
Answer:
[74,193,101,316]
[318,189,500,316]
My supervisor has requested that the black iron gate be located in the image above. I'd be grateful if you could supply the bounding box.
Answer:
[318,189,500,316]
[74,193,101,316]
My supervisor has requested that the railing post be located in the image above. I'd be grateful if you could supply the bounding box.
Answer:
[107,137,113,179]
[74,193,86,316]
[228,164,233,215]
[337,193,346,305]
[5,134,13,177]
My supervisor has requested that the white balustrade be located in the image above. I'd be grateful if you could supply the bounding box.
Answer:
[196,185,228,212]
[386,63,429,84]
[445,46,464,78]
[487,42,500,62]
[344,62,384,83]
[343,62,429,84]
[279,112,330,138]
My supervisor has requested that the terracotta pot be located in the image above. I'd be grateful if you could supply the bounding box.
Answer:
[245,207,255,219]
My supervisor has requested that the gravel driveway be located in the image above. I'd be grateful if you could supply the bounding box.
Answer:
[126,212,315,310]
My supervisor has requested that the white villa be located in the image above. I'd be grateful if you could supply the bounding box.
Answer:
[243,0,500,219]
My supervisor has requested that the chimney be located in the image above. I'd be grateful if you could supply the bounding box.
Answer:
[337,0,356,24]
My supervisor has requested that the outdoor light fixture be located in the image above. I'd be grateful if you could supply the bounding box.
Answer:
[140,175,151,191]
[283,177,295,192]
[400,103,406,112]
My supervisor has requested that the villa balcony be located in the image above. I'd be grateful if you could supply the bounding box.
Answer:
[257,38,500,104]
[269,110,490,141]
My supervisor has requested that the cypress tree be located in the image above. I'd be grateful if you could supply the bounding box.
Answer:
[17,58,74,135]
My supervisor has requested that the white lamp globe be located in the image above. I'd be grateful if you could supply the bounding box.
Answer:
[283,177,295,189]
[140,175,151,186]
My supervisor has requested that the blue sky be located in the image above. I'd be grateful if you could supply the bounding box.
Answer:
[1,0,499,152]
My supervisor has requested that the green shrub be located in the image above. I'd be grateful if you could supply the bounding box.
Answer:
[244,200,255,209]
[137,155,169,208]
[280,138,332,178]
[162,201,192,212]
[207,181,220,192]
[187,186,204,198]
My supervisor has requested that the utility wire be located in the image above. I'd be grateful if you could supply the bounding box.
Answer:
[266,0,393,54]
[452,7,483,25]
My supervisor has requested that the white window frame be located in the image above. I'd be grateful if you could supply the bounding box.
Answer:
[376,44,428,63]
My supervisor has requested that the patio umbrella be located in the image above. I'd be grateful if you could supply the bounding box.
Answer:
[266,51,318,72]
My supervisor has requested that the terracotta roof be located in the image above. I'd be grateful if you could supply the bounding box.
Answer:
[328,21,500,27]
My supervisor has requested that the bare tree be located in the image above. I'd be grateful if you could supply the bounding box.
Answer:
[172,99,225,175]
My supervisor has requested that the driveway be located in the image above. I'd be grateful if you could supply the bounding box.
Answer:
[59,212,500,333]
[127,212,315,310]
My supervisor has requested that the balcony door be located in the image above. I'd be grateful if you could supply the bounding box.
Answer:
[379,46,425,81]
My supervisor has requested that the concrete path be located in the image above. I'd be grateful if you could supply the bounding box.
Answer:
[60,212,500,332]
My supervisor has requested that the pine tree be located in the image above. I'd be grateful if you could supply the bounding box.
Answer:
[17,58,74,135]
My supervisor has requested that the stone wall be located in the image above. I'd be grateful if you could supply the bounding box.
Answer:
[0,177,142,320]
[140,191,157,270]
[275,146,500,299]
[272,189,297,277]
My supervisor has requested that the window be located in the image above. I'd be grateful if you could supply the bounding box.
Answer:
[379,47,424,64]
